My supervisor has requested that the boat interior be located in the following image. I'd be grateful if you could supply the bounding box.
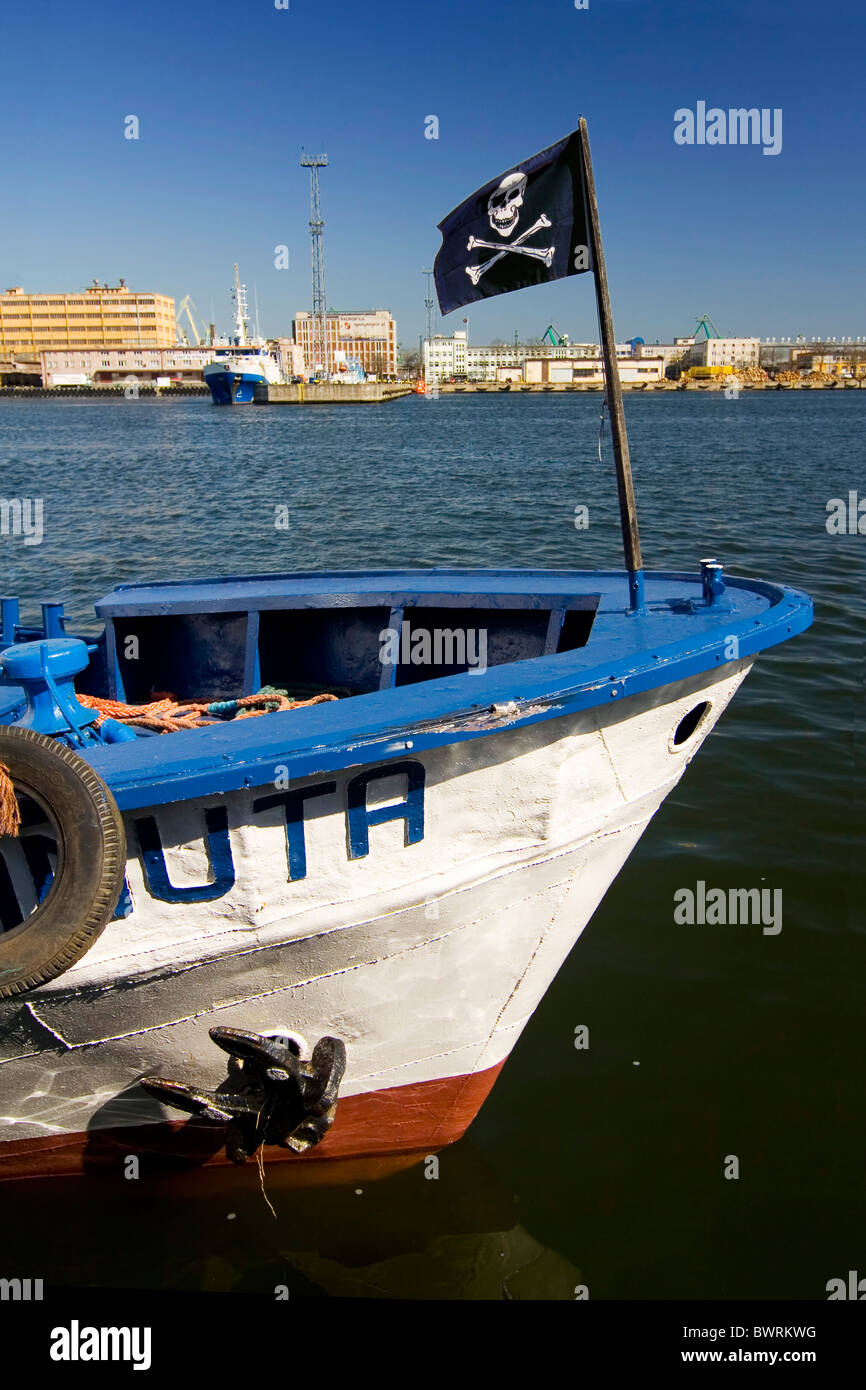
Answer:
[2,572,601,714]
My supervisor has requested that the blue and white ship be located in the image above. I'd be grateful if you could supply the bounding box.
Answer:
[203,265,284,405]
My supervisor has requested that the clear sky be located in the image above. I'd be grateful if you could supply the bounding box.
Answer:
[2,0,863,348]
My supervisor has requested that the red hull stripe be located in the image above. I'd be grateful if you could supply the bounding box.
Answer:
[0,1062,505,1183]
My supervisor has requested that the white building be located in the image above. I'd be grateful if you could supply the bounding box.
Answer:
[466,343,525,381]
[40,346,214,386]
[524,356,664,385]
[687,337,760,369]
[424,330,468,381]
[635,339,694,373]
[423,332,640,383]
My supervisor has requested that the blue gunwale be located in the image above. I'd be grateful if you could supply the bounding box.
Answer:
[78,567,813,812]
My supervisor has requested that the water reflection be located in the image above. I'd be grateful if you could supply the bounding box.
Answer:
[0,1140,581,1299]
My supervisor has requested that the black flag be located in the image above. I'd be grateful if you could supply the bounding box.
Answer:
[434,130,591,316]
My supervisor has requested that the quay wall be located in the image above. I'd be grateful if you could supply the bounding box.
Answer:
[258,382,414,404]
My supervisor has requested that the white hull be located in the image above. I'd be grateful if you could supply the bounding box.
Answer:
[0,662,750,1160]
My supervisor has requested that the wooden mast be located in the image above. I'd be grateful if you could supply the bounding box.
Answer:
[578,117,645,613]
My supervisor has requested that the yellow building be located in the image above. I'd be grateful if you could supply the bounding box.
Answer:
[0,280,175,353]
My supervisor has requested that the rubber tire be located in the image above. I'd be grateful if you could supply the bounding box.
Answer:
[0,726,126,998]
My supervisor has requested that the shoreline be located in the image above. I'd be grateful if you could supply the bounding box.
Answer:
[0,380,862,400]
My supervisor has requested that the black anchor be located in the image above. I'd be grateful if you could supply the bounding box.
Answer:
[141,1027,347,1163]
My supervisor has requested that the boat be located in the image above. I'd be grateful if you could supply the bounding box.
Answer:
[203,265,285,405]
[0,562,812,1180]
[0,121,812,1182]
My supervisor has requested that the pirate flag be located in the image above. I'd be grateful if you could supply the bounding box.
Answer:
[434,129,592,316]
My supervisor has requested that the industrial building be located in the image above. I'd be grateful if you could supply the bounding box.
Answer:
[0,282,176,353]
[523,355,664,385]
[39,346,212,387]
[293,309,397,378]
[686,336,761,370]
[38,339,307,388]
[423,331,665,384]
[424,332,576,382]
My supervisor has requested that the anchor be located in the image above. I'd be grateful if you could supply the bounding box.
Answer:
[140,1027,347,1163]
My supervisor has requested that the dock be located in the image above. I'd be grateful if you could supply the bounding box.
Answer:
[256,382,413,405]
[432,380,864,394]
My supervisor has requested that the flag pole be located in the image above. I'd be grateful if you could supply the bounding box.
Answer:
[578,117,645,613]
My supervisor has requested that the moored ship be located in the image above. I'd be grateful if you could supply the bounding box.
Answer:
[203,265,284,404]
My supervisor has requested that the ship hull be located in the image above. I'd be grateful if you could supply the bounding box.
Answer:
[203,367,265,405]
[0,662,750,1180]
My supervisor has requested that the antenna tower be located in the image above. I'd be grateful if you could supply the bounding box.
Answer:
[301,153,329,375]
[422,268,436,381]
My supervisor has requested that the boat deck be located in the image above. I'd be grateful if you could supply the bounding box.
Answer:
[75,567,811,809]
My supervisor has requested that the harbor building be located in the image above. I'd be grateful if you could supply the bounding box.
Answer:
[39,338,306,388]
[634,339,694,375]
[270,337,306,381]
[760,338,866,377]
[423,333,574,383]
[423,331,470,379]
[523,355,664,385]
[0,282,176,353]
[686,337,760,370]
[423,331,663,383]
[40,346,212,387]
[293,309,397,378]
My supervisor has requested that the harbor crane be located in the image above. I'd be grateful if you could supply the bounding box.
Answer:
[542,324,569,346]
[176,295,207,346]
[693,313,721,340]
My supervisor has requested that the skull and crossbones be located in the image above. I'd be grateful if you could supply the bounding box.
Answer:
[466,171,555,284]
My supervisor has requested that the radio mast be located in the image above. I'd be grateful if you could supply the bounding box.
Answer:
[300,153,329,376]
[422,267,436,383]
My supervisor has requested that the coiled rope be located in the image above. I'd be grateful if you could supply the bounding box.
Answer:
[77,687,338,734]
[0,687,339,836]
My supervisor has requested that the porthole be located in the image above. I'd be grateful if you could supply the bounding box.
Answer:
[671,700,711,748]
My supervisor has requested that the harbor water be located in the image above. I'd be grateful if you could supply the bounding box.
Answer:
[0,392,862,1299]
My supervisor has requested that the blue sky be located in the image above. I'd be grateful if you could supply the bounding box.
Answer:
[2,0,863,347]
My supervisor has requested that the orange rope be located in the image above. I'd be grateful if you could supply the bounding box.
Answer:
[0,692,341,835]
[77,693,215,733]
[77,689,338,734]
[0,761,20,838]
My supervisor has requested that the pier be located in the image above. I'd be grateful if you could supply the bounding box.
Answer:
[433,380,863,393]
[257,381,413,404]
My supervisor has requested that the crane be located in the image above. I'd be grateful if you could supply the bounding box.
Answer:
[176,295,207,346]
[694,314,721,340]
[542,324,569,346]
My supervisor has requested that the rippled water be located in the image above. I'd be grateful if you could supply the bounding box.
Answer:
[0,393,862,1298]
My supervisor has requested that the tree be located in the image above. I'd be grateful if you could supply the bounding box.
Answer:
[399,347,422,378]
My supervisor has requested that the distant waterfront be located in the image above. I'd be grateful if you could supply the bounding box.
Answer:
[0,378,863,402]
